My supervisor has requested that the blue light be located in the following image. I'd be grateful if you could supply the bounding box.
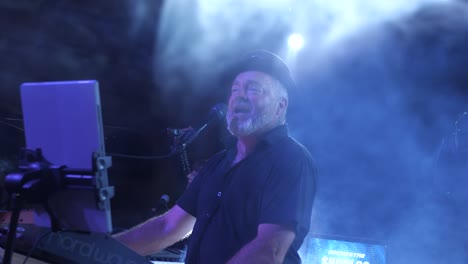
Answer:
[288,33,305,51]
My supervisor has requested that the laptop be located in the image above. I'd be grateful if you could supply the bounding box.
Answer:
[20,80,112,234]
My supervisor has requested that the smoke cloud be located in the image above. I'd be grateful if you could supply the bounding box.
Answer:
[153,0,468,263]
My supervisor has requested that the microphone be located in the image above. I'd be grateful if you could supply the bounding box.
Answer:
[205,103,228,126]
[172,103,227,153]
[151,194,170,215]
[159,194,170,206]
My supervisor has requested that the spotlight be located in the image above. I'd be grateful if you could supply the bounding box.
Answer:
[287,33,304,51]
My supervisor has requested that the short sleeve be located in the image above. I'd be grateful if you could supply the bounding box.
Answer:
[258,150,316,236]
[177,167,203,217]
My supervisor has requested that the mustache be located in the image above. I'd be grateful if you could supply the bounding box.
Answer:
[231,98,251,111]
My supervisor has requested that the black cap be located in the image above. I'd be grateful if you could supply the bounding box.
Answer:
[230,50,295,91]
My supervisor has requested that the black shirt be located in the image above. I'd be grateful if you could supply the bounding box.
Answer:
[177,125,316,264]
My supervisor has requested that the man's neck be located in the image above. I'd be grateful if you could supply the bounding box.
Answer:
[232,135,258,165]
[231,123,284,165]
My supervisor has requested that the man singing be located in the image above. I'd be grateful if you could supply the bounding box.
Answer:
[115,50,316,264]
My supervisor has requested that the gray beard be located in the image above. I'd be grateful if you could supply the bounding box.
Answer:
[227,109,276,137]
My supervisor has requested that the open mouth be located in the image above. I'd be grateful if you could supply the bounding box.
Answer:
[233,105,250,114]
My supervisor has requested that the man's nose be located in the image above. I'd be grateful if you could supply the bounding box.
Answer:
[233,93,249,103]
[234,88,248,99]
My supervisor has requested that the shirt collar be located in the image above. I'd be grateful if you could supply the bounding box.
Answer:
[223,124,289,165]
[259,124,289,146]
[224,124,289,149]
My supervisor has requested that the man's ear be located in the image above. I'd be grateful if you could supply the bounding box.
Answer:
[277,97,288,116]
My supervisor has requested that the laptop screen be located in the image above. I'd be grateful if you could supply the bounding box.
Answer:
[20,80,113,234]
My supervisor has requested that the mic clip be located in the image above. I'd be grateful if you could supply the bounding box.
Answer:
[167,127,197,155]
[167,128,181,136]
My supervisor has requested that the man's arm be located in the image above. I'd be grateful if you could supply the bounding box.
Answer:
[227,223,295,264]
[113,205,196,256]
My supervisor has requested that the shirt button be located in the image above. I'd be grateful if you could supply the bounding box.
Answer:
[217,191,222,197]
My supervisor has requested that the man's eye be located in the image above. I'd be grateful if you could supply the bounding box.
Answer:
[248,86,261,93]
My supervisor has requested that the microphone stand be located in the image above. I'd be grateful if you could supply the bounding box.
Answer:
[179,145,192,176]
[2,192,23,264]
[167,128,193,190]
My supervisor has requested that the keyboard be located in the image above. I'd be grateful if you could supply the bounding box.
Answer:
[151,262,183,264]
[0,223,152,263]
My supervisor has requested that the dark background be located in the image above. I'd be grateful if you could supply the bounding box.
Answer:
[1,1,468,263]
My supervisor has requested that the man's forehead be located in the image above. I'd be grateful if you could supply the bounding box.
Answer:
[232,71,275,84]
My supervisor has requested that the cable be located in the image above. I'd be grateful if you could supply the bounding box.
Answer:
[2,116,184,160]
[106,152,175,160]
[21,230,52,264]
[107,143,188,160]
[0,120,23,132]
